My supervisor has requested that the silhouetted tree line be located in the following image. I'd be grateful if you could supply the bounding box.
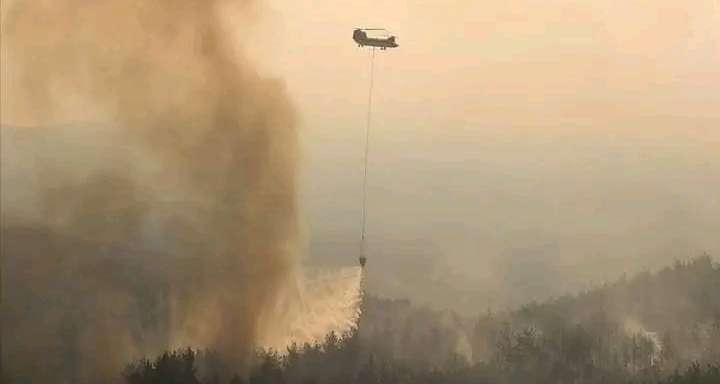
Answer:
[123,337,719,384]
[124,255,719,384]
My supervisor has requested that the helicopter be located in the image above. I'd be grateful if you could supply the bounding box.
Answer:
[353,28,399,49]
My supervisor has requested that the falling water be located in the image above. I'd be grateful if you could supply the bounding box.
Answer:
[258,266,364,351]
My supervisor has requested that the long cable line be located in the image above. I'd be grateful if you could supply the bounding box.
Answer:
[360,47,376,260]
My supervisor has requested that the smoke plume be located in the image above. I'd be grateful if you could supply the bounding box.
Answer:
[0,0,332,382]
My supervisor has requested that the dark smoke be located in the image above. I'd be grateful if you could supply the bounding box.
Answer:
[1,0,300,382]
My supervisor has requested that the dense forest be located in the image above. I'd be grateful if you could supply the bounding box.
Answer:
[121,255,720,384]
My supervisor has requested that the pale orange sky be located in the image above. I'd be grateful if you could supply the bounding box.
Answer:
[254,0,720,128]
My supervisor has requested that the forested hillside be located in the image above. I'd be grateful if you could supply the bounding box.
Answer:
[118,255,720,384]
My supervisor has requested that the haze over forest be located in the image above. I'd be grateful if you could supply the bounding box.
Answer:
[1,1,719,383]
[255,1,720,312]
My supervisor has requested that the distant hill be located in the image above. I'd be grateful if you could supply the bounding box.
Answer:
[358,254,720,372]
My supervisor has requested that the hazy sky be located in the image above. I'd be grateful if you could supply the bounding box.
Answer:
[246,0,720,311]
[3,0,719,313]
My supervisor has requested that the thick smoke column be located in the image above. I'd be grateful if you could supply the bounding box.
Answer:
[2,0,303,381]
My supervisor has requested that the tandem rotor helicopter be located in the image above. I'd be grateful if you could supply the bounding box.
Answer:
[353,28,399,49]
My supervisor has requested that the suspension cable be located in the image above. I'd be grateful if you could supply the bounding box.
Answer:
[360,47,376,259]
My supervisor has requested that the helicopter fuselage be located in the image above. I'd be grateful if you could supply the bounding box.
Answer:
[353,29,398,49]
